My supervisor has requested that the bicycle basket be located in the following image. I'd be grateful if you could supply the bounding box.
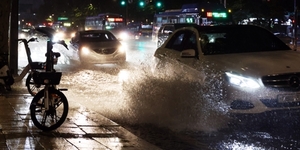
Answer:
[31,62,45,70]
[33,72,62,85]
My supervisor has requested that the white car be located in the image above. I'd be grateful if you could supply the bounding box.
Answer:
[154,25,300,118]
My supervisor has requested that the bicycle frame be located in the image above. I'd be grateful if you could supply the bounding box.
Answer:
[40,35,66,111]
[44,40,55,111]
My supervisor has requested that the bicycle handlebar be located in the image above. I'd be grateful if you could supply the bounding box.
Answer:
[17,37,38,44]
[18,29,69,51]
[55,40,69,50]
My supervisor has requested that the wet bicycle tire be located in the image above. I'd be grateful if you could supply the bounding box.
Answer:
[26,74,44,96]
[30,89,68,131]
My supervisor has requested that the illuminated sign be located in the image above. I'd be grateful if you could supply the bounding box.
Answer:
[58,17,68,21]
[115,18,123,22]
[63,22,71,27]
[207,12,213,17]
[107,18,123,22]
[186,18,194,23]
[206,12,227,18]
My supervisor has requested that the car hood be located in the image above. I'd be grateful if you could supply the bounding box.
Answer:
[81,41,121,48]
[200,50,300,77]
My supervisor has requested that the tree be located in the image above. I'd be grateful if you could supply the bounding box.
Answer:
[227,0,293,25]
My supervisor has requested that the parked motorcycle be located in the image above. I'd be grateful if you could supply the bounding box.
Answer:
[0,53,14,91]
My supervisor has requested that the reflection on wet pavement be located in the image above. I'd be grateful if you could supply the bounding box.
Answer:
[0,95,161,150]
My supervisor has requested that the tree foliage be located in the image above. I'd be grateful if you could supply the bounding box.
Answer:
[227,0,294,24]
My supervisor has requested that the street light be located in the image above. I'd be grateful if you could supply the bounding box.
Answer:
[120,0,128,25]
[294,0,297,51]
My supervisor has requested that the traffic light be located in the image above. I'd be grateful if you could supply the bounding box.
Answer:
[121,0,125,6]
[139,1,145,7]
[156,1,162,8]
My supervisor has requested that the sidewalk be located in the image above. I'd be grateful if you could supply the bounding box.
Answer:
[0,92,161,149]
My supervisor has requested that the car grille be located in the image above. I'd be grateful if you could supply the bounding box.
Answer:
[261,99,300,108]
[93,48,117,54]
[262,72,300,91]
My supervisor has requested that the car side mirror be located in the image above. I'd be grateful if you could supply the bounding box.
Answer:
[180,49,196,58]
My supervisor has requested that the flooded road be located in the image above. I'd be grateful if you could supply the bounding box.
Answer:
[16,38,300,149]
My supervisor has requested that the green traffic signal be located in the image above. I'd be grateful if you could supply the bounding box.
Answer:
[156,2,162,7]
[121,0,125,5]
[139,1,144,7]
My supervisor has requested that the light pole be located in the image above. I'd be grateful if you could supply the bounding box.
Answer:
[220,0,226,8]
[126,1,128,25]
[121,0,128,25]
[294,0,298,51]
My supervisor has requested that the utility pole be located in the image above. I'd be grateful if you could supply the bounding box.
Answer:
[10,0,19,74]
[121,0,130,26]
[126,2,128,25]
[0,0,11,66]
[220,0,226,8]
[294,0,298,51]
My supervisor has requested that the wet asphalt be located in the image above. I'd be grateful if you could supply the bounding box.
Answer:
[0,92,161,150]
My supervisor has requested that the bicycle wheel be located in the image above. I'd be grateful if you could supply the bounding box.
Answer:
[26,74,44,96]
[30,89,68,131]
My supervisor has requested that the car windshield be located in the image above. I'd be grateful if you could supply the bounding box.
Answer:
[198,26,291,55]
[80,32,117,42]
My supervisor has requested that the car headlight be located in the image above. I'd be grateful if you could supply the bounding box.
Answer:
[70,32,76,38]
[225,72,260,89]
[81,46,90,55]
[119,32,129,40]
[118,45,126,53]
[53,32,65,42]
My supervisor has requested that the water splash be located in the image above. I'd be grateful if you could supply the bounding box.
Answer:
[62,57,231,133]
[118,63,231,132]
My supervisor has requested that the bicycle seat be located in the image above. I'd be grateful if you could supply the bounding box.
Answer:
[44,52,61,58]
[53,52,61,58]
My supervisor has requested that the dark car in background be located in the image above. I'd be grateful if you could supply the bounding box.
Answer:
[69,30,126,64]
[157,23,198,47]
[135,24,153,40]
[19,27,35,38]
[125,23,153,40]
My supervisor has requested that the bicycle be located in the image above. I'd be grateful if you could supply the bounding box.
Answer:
[29,27,69,131]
